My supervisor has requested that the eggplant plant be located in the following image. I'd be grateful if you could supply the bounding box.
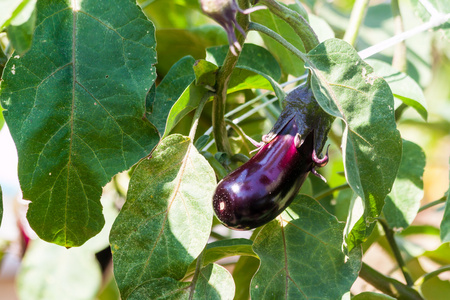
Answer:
[0,0,449,299]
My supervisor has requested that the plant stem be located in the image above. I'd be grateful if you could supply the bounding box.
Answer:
[378,218,415,286]
[391,0,407,72]
[359,263,424,300]
[343,0,370,46]
[189,91,213,141]
[258,0,319,52]
[248,22,308,63]
[418,195,447,212]
[212,0,250,157]
[314,183,350,200]
[358,12,450,59]
[188,249,205,299]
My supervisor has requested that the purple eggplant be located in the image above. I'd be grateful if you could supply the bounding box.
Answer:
[212,86,333,230]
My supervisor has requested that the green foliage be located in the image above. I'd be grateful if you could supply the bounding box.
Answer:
[251,195,361,299]
[0,0,159,247]
[440,161,450,242]
[306,39,402,250]
[110,134,216,299]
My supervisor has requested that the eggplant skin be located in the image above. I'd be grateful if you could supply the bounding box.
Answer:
[213,117,316,230]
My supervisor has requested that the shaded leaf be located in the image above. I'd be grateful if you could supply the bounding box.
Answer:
[251,4,306,76]
[128,264,235,300]
[440,159,450,242]
[186,238,256,277]
[366,59,427,120]
[233,255,260,300]
[147,56,196,135]
[110,134,216,299]
[0,0,159,247]
[306,39,402,250]
[251,195,361,299]
[156,26,228,77]
[383,140,426,230]
[17,239,102,300]
[6,0,37,55]
[206,44,285,101]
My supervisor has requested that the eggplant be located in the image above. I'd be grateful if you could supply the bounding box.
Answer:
[212,86,333,230]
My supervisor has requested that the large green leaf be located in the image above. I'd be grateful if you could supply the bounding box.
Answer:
[306,39,402,250]
[251,4,306,76]
[251,195,361,299]
[127,263,235,300]
[17,239,102,300]
[110,134,216,299]
[366,59,427,120]
[206,44,285,101]
[383,140,426,230]
[440,159,450,242]
[0,0,159,247]
[147,56,196,135]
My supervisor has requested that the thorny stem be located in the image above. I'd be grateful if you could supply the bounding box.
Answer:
[359,263,424,300]
[212,0,250,157]
[391,0,407,73]
[258,0,319,52]
[378,218,415,286]
[343,0,370,46]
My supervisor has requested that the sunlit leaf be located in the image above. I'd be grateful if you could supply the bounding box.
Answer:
[366,59,427,120]
[127,264,235,300]
[306,38,402,251]
[186,238,256,277]
[251,195,361,299]
[0,186,2,227]
[0,0,36,30]
[17,239,102,300]
[110,134,216,299]
[411,0,450,40]
[383,140,426,230]
[0,0,159,247]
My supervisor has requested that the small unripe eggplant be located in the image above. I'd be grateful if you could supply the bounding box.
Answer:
[212,86,333,230]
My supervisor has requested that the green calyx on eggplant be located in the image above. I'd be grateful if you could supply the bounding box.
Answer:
[213,86,334,230]
[199,0,264,55]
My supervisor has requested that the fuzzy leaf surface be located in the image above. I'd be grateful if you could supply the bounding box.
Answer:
[128,264,235,300]
[306,39,402,250]
[383,140,425,230]
[110,134,216,299]
[366,59,427,120]
[0,0,158,246]
[251,195,361,299]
